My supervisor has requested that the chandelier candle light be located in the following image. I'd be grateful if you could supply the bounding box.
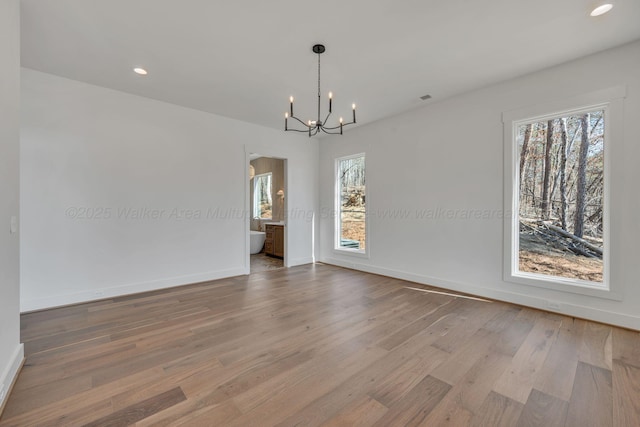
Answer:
[285,44,356,136]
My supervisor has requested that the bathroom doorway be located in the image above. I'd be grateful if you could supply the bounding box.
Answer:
[248,154,287,273]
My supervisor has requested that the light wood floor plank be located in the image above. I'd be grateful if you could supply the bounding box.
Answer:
[612,360,640,426]
[566,361,613,427]
[318,396,388,427]
[533,317,584,401]
[492,315,561,404]
[371,375,451,427]
[515,388,568,427]
[487,308,536,357]
[425,349,512,425]
[431,327,503,386]
[84,387,186,427]
[578,321,613,370]
[369,345,450,407]
[471,391,524,427]
[613,327,640,368]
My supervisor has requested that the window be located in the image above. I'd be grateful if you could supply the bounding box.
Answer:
[517,109,605,284]
[253,173,272,219]
[504,86,625,298]
[336,154,366,253]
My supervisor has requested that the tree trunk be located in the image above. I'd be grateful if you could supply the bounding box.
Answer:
[545,223,603,257]
[574,114,590,238]
[531,126,538,210]
[519,123,532,194]
[541,120,554,219]
[559,118,568,230]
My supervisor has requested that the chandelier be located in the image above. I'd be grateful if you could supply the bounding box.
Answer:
[285,44,356,136]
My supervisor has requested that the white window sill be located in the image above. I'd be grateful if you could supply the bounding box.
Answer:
[507,271,621,301]
[333,248,369,259]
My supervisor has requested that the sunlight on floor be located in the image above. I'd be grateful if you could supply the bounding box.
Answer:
[404,286,491,302]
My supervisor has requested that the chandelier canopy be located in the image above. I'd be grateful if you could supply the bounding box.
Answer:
[285,44,356,137]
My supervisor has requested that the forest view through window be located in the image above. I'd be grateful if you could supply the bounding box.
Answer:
[517,109,604,284]
[337,154,366,251]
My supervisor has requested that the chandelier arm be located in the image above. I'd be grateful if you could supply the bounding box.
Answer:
[289,115,312,128]
[322,121,355,130]
[323,110,332,127]
[320,127,342,135]
[286,128,313,133]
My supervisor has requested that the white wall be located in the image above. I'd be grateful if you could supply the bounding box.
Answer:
[319,40,640,330]
[0,0,24,412]
[20,69,318,311]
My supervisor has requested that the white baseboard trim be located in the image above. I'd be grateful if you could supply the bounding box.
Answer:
[20,267,246,313]
[0,344,24,416]
[287,257,314,268]
[321,257,640,331]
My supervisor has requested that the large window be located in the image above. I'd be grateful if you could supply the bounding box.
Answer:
[504,87,624,297]
[517,109,605,283]
[336,154,366,253]
[253,173,272,219]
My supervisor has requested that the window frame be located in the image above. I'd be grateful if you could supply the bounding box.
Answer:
[253,172,272,220]
[334,153,368,257]
[503,86,625,300]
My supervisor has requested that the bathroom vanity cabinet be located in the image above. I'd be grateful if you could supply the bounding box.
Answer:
[264,224,284,258]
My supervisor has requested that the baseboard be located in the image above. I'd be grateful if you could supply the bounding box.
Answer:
[321,257,640,331]
[287,257,314,268]
[20,267,246,313]
[0,344,24,417]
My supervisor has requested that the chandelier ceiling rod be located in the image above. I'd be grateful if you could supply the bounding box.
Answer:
[285,44,356,137]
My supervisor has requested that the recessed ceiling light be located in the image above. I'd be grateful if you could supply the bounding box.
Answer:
[590,3,613,16]
[133,67,148,75]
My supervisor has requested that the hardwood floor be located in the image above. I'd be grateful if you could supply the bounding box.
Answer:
[250,253,284,273]
[1,263,639,426]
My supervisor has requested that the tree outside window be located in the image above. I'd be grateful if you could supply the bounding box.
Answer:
[336,154,366,252]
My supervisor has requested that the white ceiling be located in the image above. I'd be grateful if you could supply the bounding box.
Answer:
[20,0,640,132]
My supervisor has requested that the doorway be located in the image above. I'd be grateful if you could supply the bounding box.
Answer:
[248,154,287,273]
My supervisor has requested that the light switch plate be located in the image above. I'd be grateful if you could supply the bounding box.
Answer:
[10,216,18,234]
